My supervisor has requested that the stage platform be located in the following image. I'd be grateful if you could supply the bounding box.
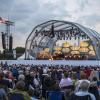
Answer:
[0,60,100,66]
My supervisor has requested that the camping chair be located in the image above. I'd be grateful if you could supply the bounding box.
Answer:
[8,92,24,100]
[46,91,66,100]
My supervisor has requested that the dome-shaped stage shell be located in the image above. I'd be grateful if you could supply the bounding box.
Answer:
[25,20,100,60]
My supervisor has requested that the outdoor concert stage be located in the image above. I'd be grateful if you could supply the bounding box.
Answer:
[1,20,100,66]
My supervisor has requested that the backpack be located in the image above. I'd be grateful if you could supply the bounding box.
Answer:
[70,93,92,100]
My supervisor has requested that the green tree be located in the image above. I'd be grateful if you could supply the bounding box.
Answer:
[15,47,25,58]
[15,47,25,54]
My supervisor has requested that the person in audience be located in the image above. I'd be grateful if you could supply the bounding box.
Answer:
[28,89,38,100]
[75,72,90,92]
[59,72,73,89]
[70,80,96,100]
[59,72,73,99]
[0,62,100,100]
[11,66,19,79]
[0,88,8,100]
[0,70,12,93]
[72,72,78,86]
[42,75,60,98]
[11,80,31,100]
[84,67,91,78]
[18,74,25,81]
[89,68,99,81]
[89,82,100,100]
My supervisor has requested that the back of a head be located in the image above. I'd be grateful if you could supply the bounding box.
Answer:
[92,77,97,81]
[18,74,25,81]
[44,76,56,87]
[89,84,100,100]
[80,72,87,80]
[64,72,69,78]
[80,80,90,91]
[16,81,25,90]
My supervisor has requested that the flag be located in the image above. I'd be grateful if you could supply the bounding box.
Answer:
[0,17,6,23]
[0,17,3,23]
[0,17,2,20]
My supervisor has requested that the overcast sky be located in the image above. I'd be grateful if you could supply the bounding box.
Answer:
[0,0,100,50]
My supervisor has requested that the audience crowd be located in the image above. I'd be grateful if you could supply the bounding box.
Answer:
[0,62,100,100]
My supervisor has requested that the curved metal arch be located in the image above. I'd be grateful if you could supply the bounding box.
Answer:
[26,20,75,47]
[26,20,100,42]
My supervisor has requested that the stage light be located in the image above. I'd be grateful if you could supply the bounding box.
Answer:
[89,45,94,50]
[89,51,95,56]
[71,51,80,54]
[62,42,70,48]
[80,41,89,47]
[44,48,49,52]
[62,48,70,53]
[54,46,62,51]
[79,48,89,52]
[71,46,80,51]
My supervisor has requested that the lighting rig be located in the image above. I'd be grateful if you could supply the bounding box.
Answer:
[0,17,14,59]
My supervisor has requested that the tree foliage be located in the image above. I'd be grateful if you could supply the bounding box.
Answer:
[15,47,25,54]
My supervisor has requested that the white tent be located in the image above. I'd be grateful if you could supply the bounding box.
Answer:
[17,53,35,60]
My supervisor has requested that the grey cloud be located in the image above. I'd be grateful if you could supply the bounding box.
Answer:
[0,0,100,49]
[78,14,100,26]
[78,0,89,11]
[0,0,15,16]
[76,14,100,33]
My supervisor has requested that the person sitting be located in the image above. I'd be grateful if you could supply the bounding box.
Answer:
[91,77,100,87]
[18,74,25,81]
[69,80,96,100]
[89,83,100,100]
[59,72,73,99]
[42,76,60,98]
[0,88,8,100]
[0,70,11,93]
[59,72,73,89]
[28,89,38,100]
[75,72,90,92]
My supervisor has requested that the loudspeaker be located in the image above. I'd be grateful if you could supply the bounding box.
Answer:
[9,35,13,51]
[1,32,6,49]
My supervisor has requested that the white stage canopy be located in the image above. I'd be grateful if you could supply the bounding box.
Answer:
[17,53,35,60]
